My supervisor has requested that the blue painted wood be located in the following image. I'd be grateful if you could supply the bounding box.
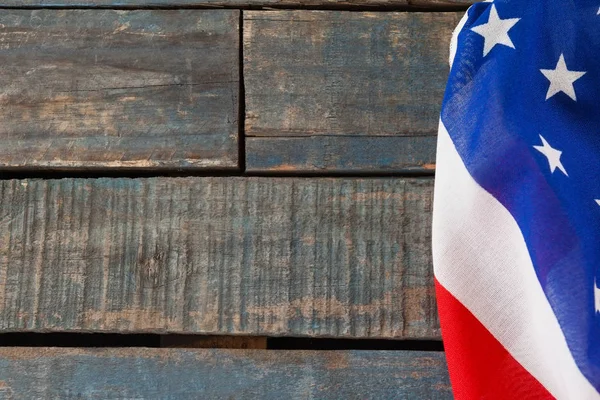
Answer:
[243,11,459,173]
[246,136,436,173]
[0,348,452,399]
[244,11,462,138]
[0,10,239,171]
[0,177,438,339]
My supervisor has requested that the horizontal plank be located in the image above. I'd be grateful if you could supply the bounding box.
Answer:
[0,1,473,9]
[0,348,451,399]
[0,177,437,339]
[244,11,461,138]
[0,10,239,171]
[246,136,436,173]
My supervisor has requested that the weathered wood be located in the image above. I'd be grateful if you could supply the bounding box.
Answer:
[247,136,436,173]
[0,348,451,399]
[244,11,461,138]
[0,1,473,9]
[0,177,437,339]
[244,11,458,172]
[160,335,268,348]
[0,10,239,171]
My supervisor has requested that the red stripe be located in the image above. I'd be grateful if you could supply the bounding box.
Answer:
[435,279,554,400]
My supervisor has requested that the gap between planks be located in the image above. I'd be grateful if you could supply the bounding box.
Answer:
[0,332,444,350]
[0,170,436,180]
[0,4,472,11]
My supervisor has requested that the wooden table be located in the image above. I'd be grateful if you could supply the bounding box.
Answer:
[0,1,472,398]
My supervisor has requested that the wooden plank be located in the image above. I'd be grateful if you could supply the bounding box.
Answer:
[246,136,436,173]
[0,1,474,9]
[244,11,458,172]
[0,10,239,171]
[244,11,461,138]
[0,348,452,399]
[0,177,437,339]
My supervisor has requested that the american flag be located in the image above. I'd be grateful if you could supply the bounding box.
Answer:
[433,1,600,398]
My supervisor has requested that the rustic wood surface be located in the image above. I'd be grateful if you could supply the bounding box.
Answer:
[246,136,436,173]
[0,10,239,171]
[0,0,473,8]
[0,6,451,394]
[244,11,460,138]
[0,348,452,399]
[0,177,437,339]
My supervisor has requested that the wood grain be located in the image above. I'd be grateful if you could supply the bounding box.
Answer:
[0,348,452,399]
[0,177,437,339]
[246,136,436,173]
[244,11,461,138]
[0,10,239,171]
[0,0,473,9]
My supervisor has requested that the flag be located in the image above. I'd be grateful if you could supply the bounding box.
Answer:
[433,1,600,398]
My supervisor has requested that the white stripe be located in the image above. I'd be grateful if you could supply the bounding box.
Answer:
[432,121,599,400]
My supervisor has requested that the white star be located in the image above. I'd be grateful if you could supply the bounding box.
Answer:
[540,54,586,101]
[471,5,521,57]
[533,135,568,176]
[596,199,600,206]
